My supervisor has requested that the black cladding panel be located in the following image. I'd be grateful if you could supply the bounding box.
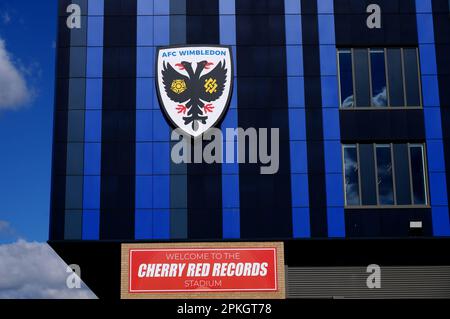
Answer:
[334,0,418,46]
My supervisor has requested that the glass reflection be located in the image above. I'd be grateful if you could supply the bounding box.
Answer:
[376,145,394,205]
[344,145,360,206]
[410,145,427,205]
[370,49,387,107]
[338,50,354,107]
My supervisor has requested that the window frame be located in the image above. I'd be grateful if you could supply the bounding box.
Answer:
[337,48,423,110]
[374,143,395,206]
[409,143,430,206]
[342,143,430,209]
[342,144,362,206]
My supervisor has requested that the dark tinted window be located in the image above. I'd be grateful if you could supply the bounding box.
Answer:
[386,48,405,107]
[343,146,360,205]
[354,49,371,107]
[359,144,377,205]
[376,145,394,205]
[393,144,412,205]
[370,49,387,107]
[338,50,354,107]
[410,145,427,205]
[343,143,428,207]
[403,48,421,107]
[339,48,421,109]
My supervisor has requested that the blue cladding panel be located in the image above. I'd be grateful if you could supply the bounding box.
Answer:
[432,207,450,237]
[285,0,301,14]
[327,207,346,238]
[290,141,308,174]
[219,0,235,14]
[136,110,153,141]
[87,17,104,46]
[136,143,153,175]
[415,0,432,12]
[82,4,103,239]
[427,140,446,173]
[152,111,170,141]
[286,46,304,76]
[222,109,238,130]
[321,76,339,107]
[318,16,335,45]
[326,174,344,207]
[424,108,444,140]
[83,176,101,209]
[88,0,104,15]
[153,175,170,209]
[153,210,170,239]
[223,209,240,239]
[137,16,154,46]
[285,0,310,237]
[84,111,102,142]
[84,143,101,174]
[136,176,153,208]
[323,141,342,173]
[154,16,170,45]
[291,174,309,207]
[220,0,240,239]
[416,0,450,236]
[137,0,154,15]
[153,143,170,174]
[135,210,153,239]
[317,0,334,14]
[137,47,155,78]
[85,79,102,109]
[220,16,236,45]
[416,14,435,43]
[293,208,311,238]
[320,46,338,76]
[419,44,438,75]
[86,48,103,78]
[287,77,305,108]
[222,175,240,208]
[154,0,169,15]
[285,15,302,45]
[135,4,170,239]
[422,76,440,107]
[322,109,340,140]
[429,173,448,206]
[137,78,154,109]
[318,2,345,237]
[288,109,306,140]
[82,210,100,240]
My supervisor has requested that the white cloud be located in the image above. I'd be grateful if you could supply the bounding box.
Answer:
[0,38,34,110]
[0,240,97,299]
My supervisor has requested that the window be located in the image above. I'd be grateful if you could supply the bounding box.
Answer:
[375,145,394,205]
[338,50,354,107]
[338,48,422,108]
[343,143,428,207]
[343,145,360,205]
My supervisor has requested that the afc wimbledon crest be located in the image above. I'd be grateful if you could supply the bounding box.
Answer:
[156,45,233,137]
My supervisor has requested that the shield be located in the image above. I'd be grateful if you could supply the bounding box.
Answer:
[156,45,234,137]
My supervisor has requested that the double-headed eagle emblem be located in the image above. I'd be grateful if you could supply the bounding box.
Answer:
[156,46,233,137]
[161,60,228,131]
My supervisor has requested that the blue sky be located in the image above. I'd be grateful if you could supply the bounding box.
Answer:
[0,0,57,243]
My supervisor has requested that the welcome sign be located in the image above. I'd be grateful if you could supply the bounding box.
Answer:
[121,242,285,299]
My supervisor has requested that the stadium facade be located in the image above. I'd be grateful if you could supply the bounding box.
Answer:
[49,0,450,299]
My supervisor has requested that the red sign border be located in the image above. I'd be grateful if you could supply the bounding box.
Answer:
[128,247,278,294]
